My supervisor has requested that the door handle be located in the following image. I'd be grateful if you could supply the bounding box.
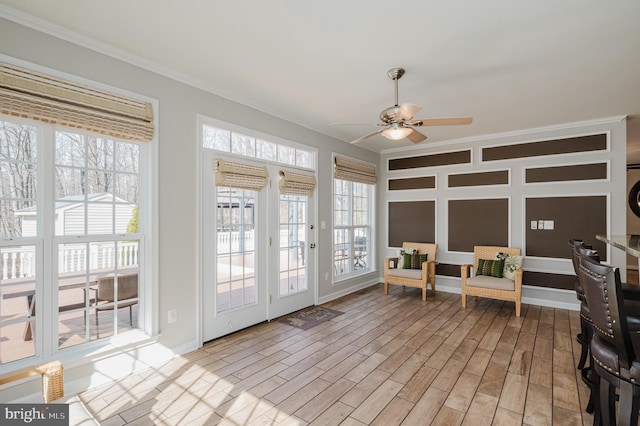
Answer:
[310,243,316,249]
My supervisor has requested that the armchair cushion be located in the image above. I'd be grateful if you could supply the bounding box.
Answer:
[387,268,423,280]
[466,275,515,291]
[476,258,505,278]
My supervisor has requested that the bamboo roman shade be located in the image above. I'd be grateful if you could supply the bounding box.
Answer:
[212,158,268,191]
[334,156,377,185]
[0,61,154,142]
[279,170,316,196]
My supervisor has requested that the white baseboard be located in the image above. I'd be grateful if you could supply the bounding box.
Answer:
[317,278,379,305]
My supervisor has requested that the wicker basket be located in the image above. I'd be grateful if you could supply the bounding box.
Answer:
[0,360,64,403]
[35,361,65,403]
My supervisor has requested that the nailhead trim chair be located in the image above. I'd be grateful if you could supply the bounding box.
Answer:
[578,254,640,425]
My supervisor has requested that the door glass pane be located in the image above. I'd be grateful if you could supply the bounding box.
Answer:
[216,187,256,313]
[279,194,307,297]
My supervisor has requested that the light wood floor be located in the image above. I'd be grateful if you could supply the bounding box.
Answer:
[79,284,591,425]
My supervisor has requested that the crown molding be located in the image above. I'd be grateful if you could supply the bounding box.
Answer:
[0,5,340,143]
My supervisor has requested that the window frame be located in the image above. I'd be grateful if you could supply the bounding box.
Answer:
[0,109,155,372]
[332,155,376,283]
[200,116,316,171]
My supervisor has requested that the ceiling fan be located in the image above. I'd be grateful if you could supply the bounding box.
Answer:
[338,68,473,144]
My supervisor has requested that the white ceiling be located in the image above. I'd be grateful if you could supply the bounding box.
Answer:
[2,1,640,158]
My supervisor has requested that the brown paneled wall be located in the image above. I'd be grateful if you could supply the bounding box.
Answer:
[525,162,607,183]
[388,201,435,247]
[388,176,436,190]
[389,150,471,170]
[448,170,509,187]
[482,133,607,161]
[525,196,607,260]
[386,131,611,292]
[448,199,509,252]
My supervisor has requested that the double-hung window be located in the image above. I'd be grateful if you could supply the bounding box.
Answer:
[333,155,376,280]
[0,61,153,368]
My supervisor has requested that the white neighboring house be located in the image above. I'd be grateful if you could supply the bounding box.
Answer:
[15,193,136,237]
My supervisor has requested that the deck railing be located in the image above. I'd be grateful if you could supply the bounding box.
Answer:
[1,230,296,279]
[1,242,140,280]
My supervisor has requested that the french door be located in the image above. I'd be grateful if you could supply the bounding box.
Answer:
[201,153,315,341]
[268,172,315,320]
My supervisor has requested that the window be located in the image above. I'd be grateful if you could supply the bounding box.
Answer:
[202,123,315,169]
[333,156,375,280]
[0,118,147,366]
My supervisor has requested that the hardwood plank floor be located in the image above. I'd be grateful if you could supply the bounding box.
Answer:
[79,283,591,425]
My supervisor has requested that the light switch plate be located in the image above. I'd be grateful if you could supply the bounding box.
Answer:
[531,220,537,230]
[544,220,554,230]
[538,220,545,230]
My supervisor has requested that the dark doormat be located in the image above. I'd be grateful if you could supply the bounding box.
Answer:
[278,306,344,330]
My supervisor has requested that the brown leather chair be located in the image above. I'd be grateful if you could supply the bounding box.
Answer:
[578,253,640,425]
[569,239,597,370]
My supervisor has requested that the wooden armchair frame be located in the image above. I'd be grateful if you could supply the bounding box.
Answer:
[461,246,523,316]
[384,242,437,301]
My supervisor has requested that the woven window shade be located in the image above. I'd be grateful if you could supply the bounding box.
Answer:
[212,158,268,191]
[334,156,377,185]
[279,170,316,196]
[0,61,154,142]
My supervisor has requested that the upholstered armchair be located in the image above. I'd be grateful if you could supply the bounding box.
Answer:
[384,242,437,301]
[461,246,524,316]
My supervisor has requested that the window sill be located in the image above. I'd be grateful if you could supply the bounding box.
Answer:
[59,330,160,367]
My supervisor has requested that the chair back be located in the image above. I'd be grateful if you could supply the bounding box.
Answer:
[473,246,520,274]
[97,273,138,303]
[578,254,635,371]
[569,240,599,300]
[402,242,437,261]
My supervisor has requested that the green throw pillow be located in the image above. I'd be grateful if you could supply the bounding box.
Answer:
[412,253,428,269]
[476,258,505,278]
[399,248,417,269]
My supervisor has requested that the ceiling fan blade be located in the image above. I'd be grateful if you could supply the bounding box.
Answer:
[397,103,422,121]
[406,129,427,144]
[330,123,379,126]
[410,117,473,127]
[350,129,384,144]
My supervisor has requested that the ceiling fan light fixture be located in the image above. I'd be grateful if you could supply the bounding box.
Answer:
[382,125,413,140]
